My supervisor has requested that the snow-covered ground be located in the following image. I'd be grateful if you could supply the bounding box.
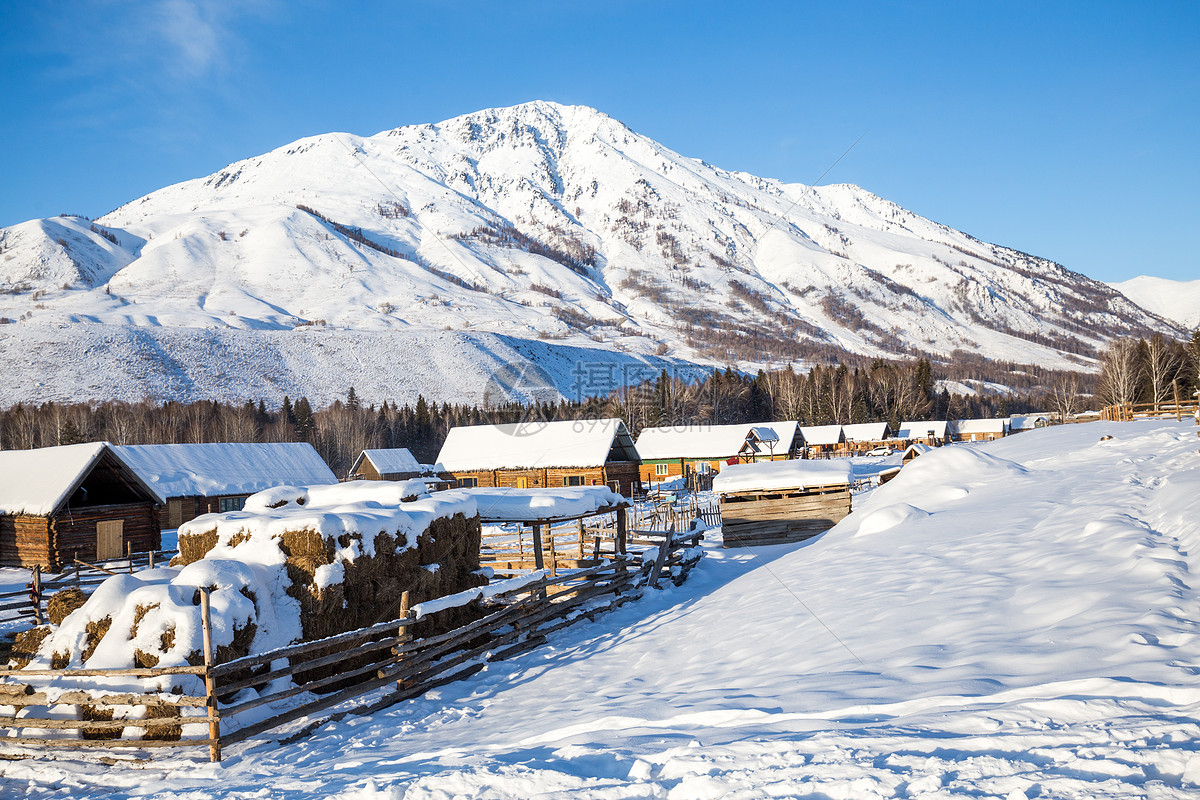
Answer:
[4,419,1200,798]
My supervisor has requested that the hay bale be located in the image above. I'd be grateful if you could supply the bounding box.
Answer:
[80,705,119,740]
[47,588,87,626]
[176,530,218,565]
[9,626,52,669]
[81,617,113,663]
[141,703,182,741]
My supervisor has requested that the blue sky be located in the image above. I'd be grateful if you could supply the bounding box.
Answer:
[2,0,1197,283]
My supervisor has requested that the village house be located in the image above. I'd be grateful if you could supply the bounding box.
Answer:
[0,442,161,569]
[115,442,337,528]
[952,418,1010,442]
[841,422,894,455]
[635,422,801,483]
[437,418,642,496]
[347,448,452,490]
[895,420,950,446]
[798,425,845,458]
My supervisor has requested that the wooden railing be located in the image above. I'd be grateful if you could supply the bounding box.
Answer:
[0,527,704,762]
[0,547,178,627]
[1099,398,1200,422]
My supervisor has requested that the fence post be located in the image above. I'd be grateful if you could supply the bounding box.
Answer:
[31,564,42,626]
[547,527,557,577]
[148,549,155,570]
[127,541,134,574]
[1174,381,1182,422]
[394,591,414,690]
[199,588,222,763]
[531,524,545,571]
[616,507,627,556]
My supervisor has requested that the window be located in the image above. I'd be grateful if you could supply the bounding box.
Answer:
[457,476,478,488]
[655,463,669,476]
[219,496,246,513]
[564,475,585,486]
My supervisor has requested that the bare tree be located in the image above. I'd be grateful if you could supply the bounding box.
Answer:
[1098,338,1144,407]
[1052,374,1083,422]
[1144,333,1183,405]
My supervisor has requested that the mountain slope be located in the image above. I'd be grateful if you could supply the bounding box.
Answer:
[1109,275,1200,330]
[0,101,1183,405]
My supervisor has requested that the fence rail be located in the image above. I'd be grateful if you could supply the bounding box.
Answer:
[0,526,704,762]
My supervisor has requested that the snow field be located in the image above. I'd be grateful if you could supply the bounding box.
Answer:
[2,419,1199,798]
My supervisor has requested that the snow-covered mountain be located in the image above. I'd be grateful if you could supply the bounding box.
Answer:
[0,101,1183,405]
[1108,275,1200,331]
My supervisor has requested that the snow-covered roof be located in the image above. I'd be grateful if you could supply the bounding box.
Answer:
[0,442,110,516]
[896,420,948,439]
[636,422,796,461]
[636,424,755,460]
[437,418,639,471]
[903,442,933,458]
[1009,415,1046,431]
[115,442,337,502]
[842,422,891,442]
[450,486,629,522]
[713,459,853,494]
[351,448,442,476]
[953,418,1009,435]
[799,425,843,446]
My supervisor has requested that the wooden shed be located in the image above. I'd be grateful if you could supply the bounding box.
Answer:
[347,448,453,490]
[115,442,337,528]
[0,442,161,569]
[712,460,853,548]
[635,422,800,483]
[437,418,642,496]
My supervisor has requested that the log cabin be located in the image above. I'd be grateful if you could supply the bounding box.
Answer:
[713,459,853,548]
[841,422,895,455]
[798,425,844,458]
[895,420,950,447]
[635,422,801,484]
[347,448,453,490]
[437,418,642,496]
[951,418,1010,442]
[0,442,161,569]
[115,442,337,529]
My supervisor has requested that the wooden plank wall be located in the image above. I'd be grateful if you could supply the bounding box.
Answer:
[51,502,161,569]
[720,485,851,548]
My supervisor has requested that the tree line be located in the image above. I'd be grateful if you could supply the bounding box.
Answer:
[0,357,1082,478]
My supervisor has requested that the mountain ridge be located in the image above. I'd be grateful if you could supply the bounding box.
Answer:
[0,101,1184,406]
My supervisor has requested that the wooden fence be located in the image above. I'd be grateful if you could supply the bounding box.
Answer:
[1100,396,1200,422]
[0,527,703,762]
[0,546,178,628]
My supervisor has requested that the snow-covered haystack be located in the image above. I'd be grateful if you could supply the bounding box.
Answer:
[6,480,483,741]
[173,480,485,641]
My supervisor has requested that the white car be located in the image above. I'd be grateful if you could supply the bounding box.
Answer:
[866,446,894,457]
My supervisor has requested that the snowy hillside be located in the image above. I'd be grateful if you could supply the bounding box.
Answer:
[0,101,1184,405]
[4,419,1199,797]
[1110,275,1200,330]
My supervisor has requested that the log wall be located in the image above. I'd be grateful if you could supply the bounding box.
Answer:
[0,515,53,568]
[719,485,851,548]
[51,502,161,570]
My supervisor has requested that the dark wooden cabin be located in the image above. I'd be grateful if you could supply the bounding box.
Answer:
[0,442,161,569]
[437,418,642,496]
